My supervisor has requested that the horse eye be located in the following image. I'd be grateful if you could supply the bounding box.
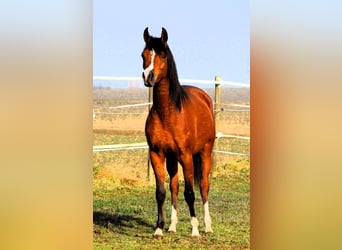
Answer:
[160,52,166,59]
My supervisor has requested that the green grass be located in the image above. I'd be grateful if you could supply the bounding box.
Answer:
[93,166,249,249]
[94,134,146,146]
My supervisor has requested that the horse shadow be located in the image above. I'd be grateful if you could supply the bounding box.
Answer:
[93,211,154,236]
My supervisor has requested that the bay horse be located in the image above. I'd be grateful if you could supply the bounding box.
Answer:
[142,27,215,238]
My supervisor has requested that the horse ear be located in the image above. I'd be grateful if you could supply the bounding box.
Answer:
[161,27,168,44]
[143,27,150,43]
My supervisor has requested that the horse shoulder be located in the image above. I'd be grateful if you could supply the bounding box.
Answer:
[146,110,174,150]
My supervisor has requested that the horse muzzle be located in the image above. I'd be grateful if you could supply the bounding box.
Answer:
[142,70,155,87]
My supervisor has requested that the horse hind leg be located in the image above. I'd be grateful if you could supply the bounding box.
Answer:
[203,201,213,233]
[166,155,179,233]
[199,147,214,233]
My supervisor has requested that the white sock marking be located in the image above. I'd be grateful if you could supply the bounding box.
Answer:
[204,202,213,233]
[191,217,200,237]
[143,49,155,81]
[168,205,178,232]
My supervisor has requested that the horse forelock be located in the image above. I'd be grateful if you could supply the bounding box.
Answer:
[145,37,166,54]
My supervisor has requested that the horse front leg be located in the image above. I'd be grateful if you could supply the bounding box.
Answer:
[150,150,166,238]
[166,155,179,233]
[180,153,200,237]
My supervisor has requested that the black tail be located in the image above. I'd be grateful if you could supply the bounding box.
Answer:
[193,153,202,187]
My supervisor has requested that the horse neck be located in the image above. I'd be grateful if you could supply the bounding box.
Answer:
[153,78,174,118]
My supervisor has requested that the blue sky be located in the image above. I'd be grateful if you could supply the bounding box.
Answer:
[93,0,250,87]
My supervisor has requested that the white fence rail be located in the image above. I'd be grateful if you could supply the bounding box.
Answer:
[92,139,249,156]
[93,142,148,152]
[93,76,250,157]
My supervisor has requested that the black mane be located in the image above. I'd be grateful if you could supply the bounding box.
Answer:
[145,38,187,111]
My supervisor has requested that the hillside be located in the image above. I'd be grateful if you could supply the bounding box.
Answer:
[93,87,250,104]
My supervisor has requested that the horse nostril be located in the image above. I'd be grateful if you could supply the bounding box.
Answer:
[143,70,155,87]
[148,71,154,82]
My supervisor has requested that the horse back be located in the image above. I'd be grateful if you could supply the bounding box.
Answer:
[183,85,215,138]
[183,85,214,116]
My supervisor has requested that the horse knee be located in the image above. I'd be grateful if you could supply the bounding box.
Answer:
[184,189,195,204]
[156,187,166,204]
[200,180,210,202]
[155,187,166,230]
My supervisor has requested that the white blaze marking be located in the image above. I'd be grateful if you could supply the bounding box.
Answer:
[168,205,178,232]
[204,202,213,233]
[143,49,155,81]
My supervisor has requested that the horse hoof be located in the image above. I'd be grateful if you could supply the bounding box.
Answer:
[153,228,163,239]
[191,230,201,238]
[168,227,176,233]
[153,234,163,239]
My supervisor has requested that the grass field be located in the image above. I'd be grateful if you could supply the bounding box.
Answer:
[93,87,250,249]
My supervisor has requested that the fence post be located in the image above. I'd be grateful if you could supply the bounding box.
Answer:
[147,87,153,181]
[148,87,153,111]
[214,76,221,132]
[213,76,221,170]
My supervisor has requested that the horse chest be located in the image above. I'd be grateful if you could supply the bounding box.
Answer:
[150,127,176,149]
[146,119,188,153]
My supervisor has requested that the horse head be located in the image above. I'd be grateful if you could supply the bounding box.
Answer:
[142,27,169,87]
